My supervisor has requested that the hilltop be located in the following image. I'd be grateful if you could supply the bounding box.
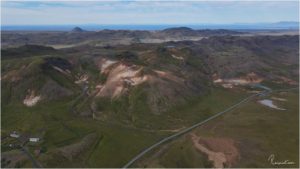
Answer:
[71,27,85,32]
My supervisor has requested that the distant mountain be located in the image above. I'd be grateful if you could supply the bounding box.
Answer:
[219,21,299,30]
[71,27,85,32]
[161,27,198,36]
[196,29,241,35]
[270,21,299,28]
[274,21,299,25]
[1,27,243,47]
[1,21,299,31]
[162,27,194,33]
[160,27,241,37]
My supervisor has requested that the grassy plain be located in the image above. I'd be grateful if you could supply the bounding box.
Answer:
[135,89,299,168]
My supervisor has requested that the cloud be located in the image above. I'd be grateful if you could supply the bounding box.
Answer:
[1,1,299,25]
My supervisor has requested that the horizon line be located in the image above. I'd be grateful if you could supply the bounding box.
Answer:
[1,21,299,27]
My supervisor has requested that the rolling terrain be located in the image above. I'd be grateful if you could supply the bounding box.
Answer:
[1,28,299,168]
[1,27,241,48]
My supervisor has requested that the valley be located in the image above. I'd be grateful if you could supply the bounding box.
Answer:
[1,27,299,168]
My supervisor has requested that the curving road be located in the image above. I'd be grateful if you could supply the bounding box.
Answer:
[21,146,42,168]
[122,87,298,168]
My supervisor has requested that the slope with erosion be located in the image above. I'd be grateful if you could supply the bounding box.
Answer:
[1,55,78,107]
[1,34,299,168]
[75,46,212,127]
[1,42,212,127]
[1,35,298,127]
[199,35,299,80]
[175,35,299,88]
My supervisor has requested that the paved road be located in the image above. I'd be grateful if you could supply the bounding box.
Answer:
[21,146,42,168]
[122,87,298,168]
[16,136,42,168]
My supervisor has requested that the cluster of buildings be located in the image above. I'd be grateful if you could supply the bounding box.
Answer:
[10,131,40,143]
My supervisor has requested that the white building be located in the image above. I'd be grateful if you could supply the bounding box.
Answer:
[10,131,20,138]
[29,138,40,142]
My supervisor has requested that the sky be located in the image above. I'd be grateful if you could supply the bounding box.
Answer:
[1,1,299,25]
